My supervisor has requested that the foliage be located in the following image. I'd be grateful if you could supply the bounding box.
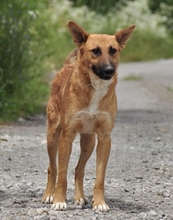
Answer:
[0,0,49,121]
[70,0,133,14]
[120,31,173,62]
[148,0,173,11]
[46,0,168,37]
[148,0,173,33]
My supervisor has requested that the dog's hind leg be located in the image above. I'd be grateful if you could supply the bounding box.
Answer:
[74,133,96,207]
[43,113,61,204]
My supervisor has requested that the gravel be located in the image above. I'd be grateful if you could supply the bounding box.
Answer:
[0,59,173,219]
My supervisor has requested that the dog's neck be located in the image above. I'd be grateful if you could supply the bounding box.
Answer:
[90,75,113,91]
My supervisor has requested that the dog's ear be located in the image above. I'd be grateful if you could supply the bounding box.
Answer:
[68,21,89,47]
[115,25,135,51]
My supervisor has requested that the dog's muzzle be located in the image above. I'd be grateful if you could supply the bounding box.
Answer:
[92,64,115,80]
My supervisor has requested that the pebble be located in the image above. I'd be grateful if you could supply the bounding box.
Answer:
[1,110,173,219]
[90,217,97,220]
[155,136,161,141]
[153,164,160,170]
[33,216,45,220]
[27,209,38,217]
[162,190,171,198]
[67,214,73,218]
[18,117,26,122]
[149,210,157,216]
[124,188,129,192]
[138,212,147,219]
[0,134,10,141]
[158,189,171,198]
[36,208,48,215]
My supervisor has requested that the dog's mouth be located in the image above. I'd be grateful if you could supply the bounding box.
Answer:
[92,64,115,80]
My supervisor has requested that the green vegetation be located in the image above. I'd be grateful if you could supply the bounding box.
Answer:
[0,0,173,122]
[123,74,142,81]
[120,31,173,62]
[166,86,173,92]
[0,0,50,122]
[70,0,129,14]
[148,0,173,33]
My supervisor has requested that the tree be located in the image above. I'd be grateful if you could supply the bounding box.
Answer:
[70,0,134,14]
[148,0,173,33]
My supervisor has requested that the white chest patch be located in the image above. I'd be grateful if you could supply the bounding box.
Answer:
[88,86,107,114]
[73,77,113,134]
[88,77,113,114]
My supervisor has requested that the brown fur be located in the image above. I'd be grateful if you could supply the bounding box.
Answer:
[43,21,135,212]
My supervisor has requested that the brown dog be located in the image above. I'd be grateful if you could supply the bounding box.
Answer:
[43,21,135,212]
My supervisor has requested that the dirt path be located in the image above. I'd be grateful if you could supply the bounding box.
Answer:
[0,59,173,220]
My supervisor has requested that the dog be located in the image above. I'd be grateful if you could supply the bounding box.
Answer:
[43,21,135,212]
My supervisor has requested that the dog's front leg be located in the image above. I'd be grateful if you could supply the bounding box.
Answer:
[51,130,74,211]
[93,133,111,212]
[43,123,60,204]
[75,133,95,206]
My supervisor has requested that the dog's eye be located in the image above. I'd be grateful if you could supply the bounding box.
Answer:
[91,47,101,56]
[109,47,117,55]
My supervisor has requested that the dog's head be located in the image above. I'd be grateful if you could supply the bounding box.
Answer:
[68,21,135,81]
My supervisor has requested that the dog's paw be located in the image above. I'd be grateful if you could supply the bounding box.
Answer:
[43,195,54,204]
[93,203,110,212]
[51,202,67,211]
[75,197,89,207]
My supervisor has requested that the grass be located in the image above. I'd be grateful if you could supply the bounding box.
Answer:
[123,74,142,81]
[166,86,173,92]
[120,31,173,62]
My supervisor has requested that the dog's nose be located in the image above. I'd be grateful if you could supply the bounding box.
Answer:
[104,65,115,76]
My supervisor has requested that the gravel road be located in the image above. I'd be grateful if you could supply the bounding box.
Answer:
[0,59,173,220]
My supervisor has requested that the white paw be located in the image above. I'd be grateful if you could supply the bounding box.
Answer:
[51,202,67,211]
[93,204,110,212]
[75,197,89,206]
[44,195,54,204]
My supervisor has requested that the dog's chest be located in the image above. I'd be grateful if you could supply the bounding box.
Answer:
[75,82,111,133]
[88,86,107,114]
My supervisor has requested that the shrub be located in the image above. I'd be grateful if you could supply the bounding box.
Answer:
[148,0,173,33]
[0,1,49,121]
[70,0,132,14]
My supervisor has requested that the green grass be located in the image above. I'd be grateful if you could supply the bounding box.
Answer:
[123,74,142,81]
[120,31,173,62]
[166,86,173,92]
